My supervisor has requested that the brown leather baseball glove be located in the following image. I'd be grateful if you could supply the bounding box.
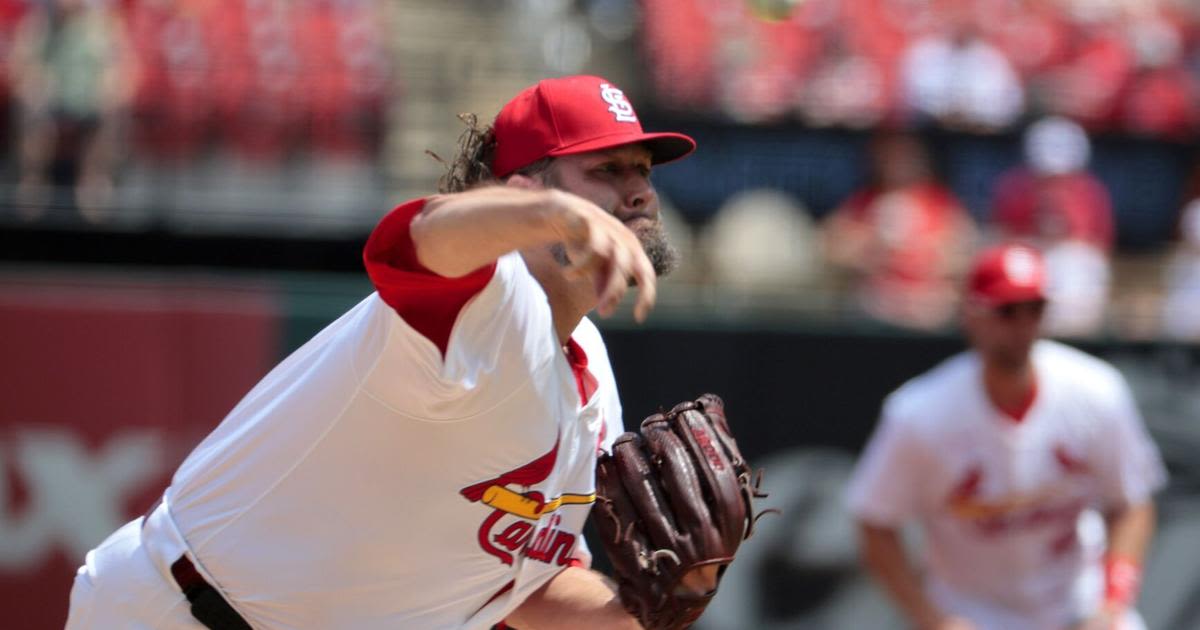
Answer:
[592,393,770,630]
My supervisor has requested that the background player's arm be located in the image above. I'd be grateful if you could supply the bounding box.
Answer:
[1105,500,1156,564]
[410,184,656,320]
[505,566,641,630]
[1071,500,1157,630]
[848,407,968,629]
[1096,374,1161,566]
[1073,370,1166,630]
[858,523,976,630]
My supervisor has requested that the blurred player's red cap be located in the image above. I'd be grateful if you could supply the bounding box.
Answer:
[491,75,696,178]
[967,243,1047,306]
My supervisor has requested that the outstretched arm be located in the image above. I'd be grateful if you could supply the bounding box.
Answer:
[858,522,976,630]
[506,566,641,630]
[410,184,656,321]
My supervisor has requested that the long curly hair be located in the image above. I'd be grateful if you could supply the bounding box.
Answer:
[432,113,552,193]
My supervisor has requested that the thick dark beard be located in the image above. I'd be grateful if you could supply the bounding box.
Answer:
[632,218,679,278]
[548,220,679,279]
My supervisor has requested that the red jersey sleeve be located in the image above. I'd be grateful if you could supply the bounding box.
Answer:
[362,198,497,356]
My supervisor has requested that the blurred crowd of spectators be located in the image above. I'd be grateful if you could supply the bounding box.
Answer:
[0,0,390,221]
[819,119,1122,336]
[642,0,1200,340]
[643,0,1200,138]
[687,116,1200,341]
[1,0,1196,341]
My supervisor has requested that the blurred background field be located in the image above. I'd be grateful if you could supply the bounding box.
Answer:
[1,0,1199,628]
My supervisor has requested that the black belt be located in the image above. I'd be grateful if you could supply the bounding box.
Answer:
[169,554,253,630]
[141,498,252,630]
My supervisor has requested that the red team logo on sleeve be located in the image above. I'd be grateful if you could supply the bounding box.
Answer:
[459,439,595,567]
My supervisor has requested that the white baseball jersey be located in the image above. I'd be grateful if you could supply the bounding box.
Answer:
[846,340,1166,630]
[134,198,625,629]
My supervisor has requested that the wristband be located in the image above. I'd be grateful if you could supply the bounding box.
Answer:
[1104,556,1142,609]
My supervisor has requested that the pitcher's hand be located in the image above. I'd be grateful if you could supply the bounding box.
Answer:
[549,189,656,322]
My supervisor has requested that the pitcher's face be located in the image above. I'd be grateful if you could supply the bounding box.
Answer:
[545,145,677,277]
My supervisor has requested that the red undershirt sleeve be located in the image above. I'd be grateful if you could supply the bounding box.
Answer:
[362,198,497,357]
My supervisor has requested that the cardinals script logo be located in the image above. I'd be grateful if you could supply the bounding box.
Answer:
[600,83,638,123]
[460,439,595,567]
[943,453,1092,556]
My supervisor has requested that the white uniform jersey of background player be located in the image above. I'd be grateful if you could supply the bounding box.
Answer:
[846,243,1167,630]
[65,75,697,629]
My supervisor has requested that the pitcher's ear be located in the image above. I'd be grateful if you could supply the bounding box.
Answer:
[505,173,543,190]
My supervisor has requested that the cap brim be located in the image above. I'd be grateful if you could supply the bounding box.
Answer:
[972,286,1046,307]
[548,131,696,166]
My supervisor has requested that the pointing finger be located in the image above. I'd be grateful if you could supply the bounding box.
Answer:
[630,249,656,322]
[597,248,630,317]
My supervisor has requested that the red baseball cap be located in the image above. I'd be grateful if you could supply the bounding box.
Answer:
[490,75,697,178]
[967,243,1047,306]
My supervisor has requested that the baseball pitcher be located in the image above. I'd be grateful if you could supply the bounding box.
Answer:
[65,76,758,630]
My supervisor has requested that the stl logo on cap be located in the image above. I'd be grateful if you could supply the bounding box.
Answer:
[490,75,695,178]
[1003,247,1040,286]
[600,83,638,123]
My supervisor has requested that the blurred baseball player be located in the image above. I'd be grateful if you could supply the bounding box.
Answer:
[65,75,696,629]
[846,243,1167,630]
